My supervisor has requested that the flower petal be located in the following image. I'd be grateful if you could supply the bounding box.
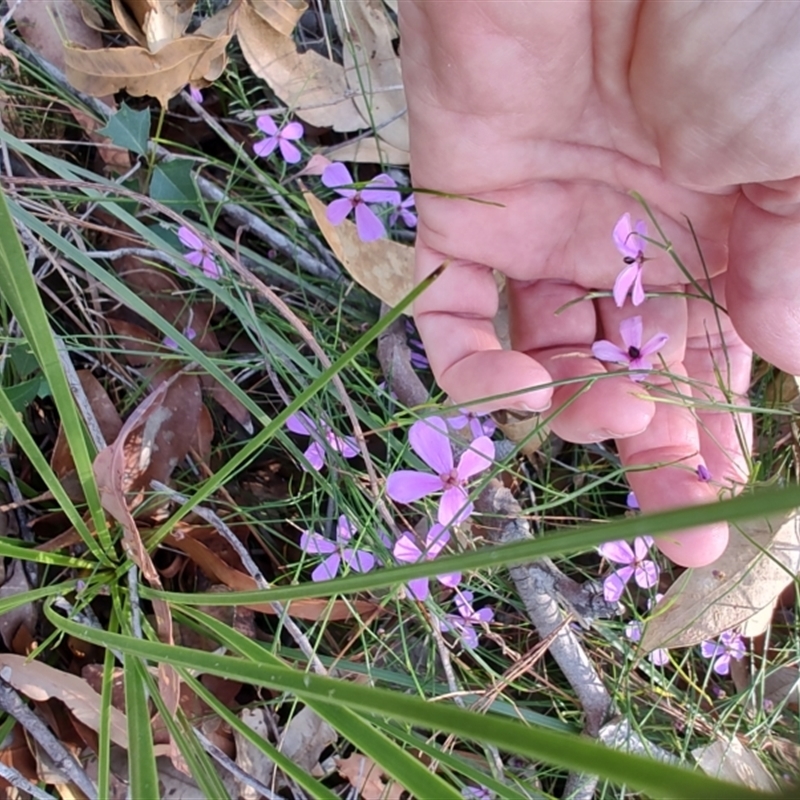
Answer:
[343,549,375,573]
[407,577,429,601]
[202,256,221,280]
[279,138,302,164]
[304,442,326,471]
[393,532,422,563]
[178,225,202,251]
[188,85,203,103]
[456,435,495,480]
[354,203,386,242]
[256,115,278,135]
[281,121,304,140]
[625,621,643,642]
[438,487,472,526]
[253,137,278,158]
[409,417,453,474]
[300,531,337,555]
[336,515,355,545]
[603,572,627,603]
[437,571,461,588]
[474,607,494,623]
[619,316,643,351]
[424,524,450,556]
[598,540,635,565]
[612,264,639,307]
[326,197,354,226]
[640,332,669,358]
[321,162,352,189]
[330,433,359,458]
[460,625,479,649]
[311,553,341,582]
[286,412,315,435]
[634,560,660,589]
[591,340,628,364]
[627,491,640,510]
[386,470,443,503]
[612,213,635,257]
[361,174,400,205]
[633,537,652,560]
[713,655,731,676]
[650,648,669,666]
[631,272,646,306]
[455,591,474,618]
[701,640,724,659]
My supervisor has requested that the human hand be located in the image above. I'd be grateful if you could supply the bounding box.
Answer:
[400,1,800,567]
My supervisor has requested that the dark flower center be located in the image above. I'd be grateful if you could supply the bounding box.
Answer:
[628,346,641,359]
[439,468,461,489]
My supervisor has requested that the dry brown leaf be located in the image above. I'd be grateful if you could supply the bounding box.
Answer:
[692,737,779,792]
[64,0,239,105]
[110,0,147,47]
[165,533,378,620]
[304,191,414,308]
[249,0,306,37]
[0,655,129,748]
[761,667,800,712]
[337,753,405,800]
[237,0,363,131]
[331,0,409,158]
[331,135,409,166]
[234,708,274,800]
[0,562,36,651]
[641,512,800,652]
[122,0,195,51]
[281,706,336,774]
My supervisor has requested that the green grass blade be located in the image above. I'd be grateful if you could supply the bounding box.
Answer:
[46,605,771,800]
[124,656,160,799]
[96,647,115,800]
[141,485,800,607]
[0,191,111,559]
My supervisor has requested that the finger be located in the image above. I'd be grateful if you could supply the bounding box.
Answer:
[685,275,753,487]
[727,187,800,374]
[596,292,729,567]
[509,279,655,441]
[413,240,553,412]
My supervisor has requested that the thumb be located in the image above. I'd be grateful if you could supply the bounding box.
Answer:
[727,185,800,375]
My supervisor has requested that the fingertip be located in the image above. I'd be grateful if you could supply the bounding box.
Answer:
[655,522,729,567]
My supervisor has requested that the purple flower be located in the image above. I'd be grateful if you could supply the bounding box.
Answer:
[612,213,648,307]
[286,411,358,471]
[321,163,400,242]
[389,194,417,228]
[591,316,668,382]
[448,410,496,440]
[696,463,711,482]
[177,226,221,279]
[254,116,304,164]
[626,491,640,510]
[386,417,495,526]
[700,631,746,676]
[163,325,196,351]
[440,590,494,649]
[393,525,461,601]
[598,536,660,602]
[300,515,376,582]
[625,594,668,665]
[462,786,492,800]
[188,85,203,103]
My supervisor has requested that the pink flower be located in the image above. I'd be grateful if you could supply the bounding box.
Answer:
[286,411,358,471]
[177,226,221,279]
[299,515,376,582]
[626,491,640,510]
[462,786,492,800]
[591,316,668,382]
[188,85,203,103]
[612,213,648,307]
[625,594,668,666]
[448,410,496,440]
[389,194,417,228]
[599,536,660,602]
[696,464,711,482]
[386,417,495,526]
[163,325,196,351]
[701,631,746,676]
[254,116,304,164]
[321,163,400,242]
[393,524,461,601]
[440,590,494,649]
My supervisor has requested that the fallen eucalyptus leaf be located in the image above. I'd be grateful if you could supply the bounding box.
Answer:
[641,512,800,652]
[248,0,306,37]
[122,0,194,52]
[692,737,778,792]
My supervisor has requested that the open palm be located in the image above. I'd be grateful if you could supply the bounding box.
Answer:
[400,1,800,566]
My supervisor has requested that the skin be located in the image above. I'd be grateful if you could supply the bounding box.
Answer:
[400,1,800,567]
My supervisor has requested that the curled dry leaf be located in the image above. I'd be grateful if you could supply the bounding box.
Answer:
[330,0,409,160]
[116,0,195,52]
[641,512,800,652]
[248,0,307,38]
[234,708,273,800]
[64,0,239,105]
[692,737,778,792]
[304,191,414,309]
[237,0,362,132]
[281,706,336,774]
[0,654,129,748]
[337,753,404,800]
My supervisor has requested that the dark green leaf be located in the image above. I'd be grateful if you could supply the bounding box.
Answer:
[149,161,199,213]
[97,104,150,156]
